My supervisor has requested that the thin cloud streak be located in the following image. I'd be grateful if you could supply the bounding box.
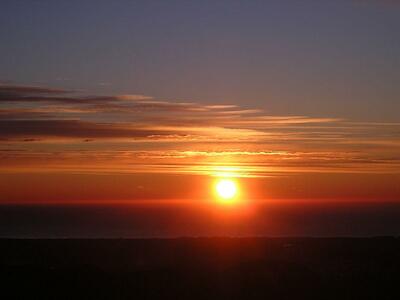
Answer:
[0,84,399,177]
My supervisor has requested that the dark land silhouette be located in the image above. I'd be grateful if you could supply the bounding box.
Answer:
[1,237,399,299]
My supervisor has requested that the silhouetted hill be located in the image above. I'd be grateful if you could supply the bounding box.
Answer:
[1,238,399,299]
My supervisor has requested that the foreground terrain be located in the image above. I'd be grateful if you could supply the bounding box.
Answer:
[1,238,399,299]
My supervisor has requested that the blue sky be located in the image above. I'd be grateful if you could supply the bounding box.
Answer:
[1,1,399,121]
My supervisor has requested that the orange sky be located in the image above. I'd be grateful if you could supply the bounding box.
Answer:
[1,85,399,204]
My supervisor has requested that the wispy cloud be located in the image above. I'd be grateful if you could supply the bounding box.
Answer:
[0,84,399,177]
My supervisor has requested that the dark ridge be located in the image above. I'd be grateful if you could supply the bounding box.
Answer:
[1,237,399,299]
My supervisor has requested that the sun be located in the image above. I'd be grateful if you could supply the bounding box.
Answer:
[215,179,239,203]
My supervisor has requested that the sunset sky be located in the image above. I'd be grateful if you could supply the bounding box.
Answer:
[0,1,399,236]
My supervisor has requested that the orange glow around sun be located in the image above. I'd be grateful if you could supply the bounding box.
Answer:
[214,178,240,204]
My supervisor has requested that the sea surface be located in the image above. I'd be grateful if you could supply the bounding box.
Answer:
[1,201,400,238]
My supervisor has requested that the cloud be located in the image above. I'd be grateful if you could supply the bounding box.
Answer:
[116,94,154,101]
[0,84,399,176]
[0,120,180,139]
[0,84,122,104]
[0,85,242,114]
[0,85,71,95]
[0,108,51,119]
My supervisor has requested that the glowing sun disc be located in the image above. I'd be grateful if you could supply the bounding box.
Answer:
[215,179,238,200]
